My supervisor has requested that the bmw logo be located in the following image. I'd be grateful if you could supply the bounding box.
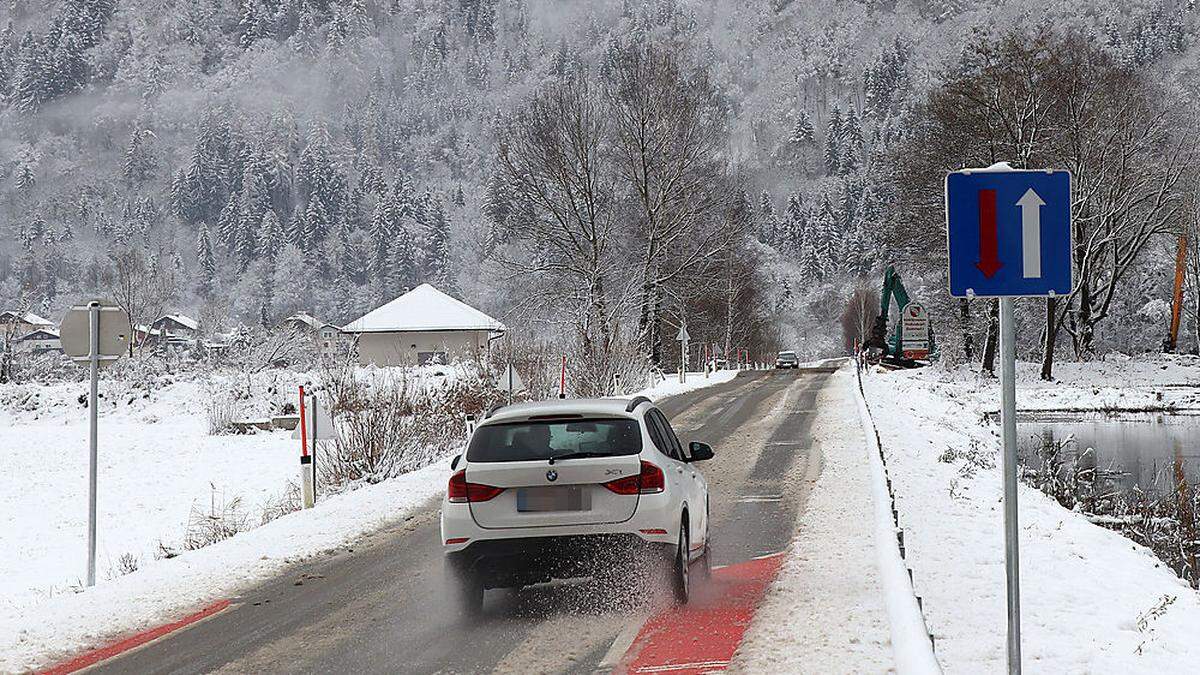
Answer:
[546,469,558,482]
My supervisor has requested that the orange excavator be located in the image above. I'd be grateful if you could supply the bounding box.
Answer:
[1165,233,1187,352]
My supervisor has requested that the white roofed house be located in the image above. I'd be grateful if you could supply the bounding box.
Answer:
[15,328,61,354]
[342,284,506,367]
[280,312,347,360]
[0,310,54,356]
[149,313,200,353]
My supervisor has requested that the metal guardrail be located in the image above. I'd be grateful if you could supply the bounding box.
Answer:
[855,362,942,673]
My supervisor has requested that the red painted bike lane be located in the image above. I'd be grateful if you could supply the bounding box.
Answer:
[617,553,784,674]
[39,599,232,675]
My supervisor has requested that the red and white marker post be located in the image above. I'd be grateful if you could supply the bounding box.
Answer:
[559,355,567,399]
[298,385,315,509]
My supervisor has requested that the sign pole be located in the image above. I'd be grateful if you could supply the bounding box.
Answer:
[999,297,1022,674]
[311,395,318,505]
[86,301,99,587]
[947,165,1072,675]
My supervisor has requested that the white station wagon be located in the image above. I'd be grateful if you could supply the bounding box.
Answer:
[441,396,715,613]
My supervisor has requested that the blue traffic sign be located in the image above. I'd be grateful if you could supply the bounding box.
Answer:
[946,169,1072,298]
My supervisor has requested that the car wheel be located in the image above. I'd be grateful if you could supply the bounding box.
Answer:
[672,521,690,605]
[446,559,484,616]
[699,531,712,581]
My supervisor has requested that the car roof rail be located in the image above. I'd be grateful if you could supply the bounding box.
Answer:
[484,401,506,419]
[625,395,652,413]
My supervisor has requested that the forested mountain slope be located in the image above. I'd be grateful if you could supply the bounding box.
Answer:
[0,0,1193,361]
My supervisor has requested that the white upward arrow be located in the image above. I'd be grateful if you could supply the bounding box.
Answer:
[1016,188,1045,279]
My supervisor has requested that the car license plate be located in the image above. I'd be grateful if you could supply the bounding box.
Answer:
[516,487,591,512]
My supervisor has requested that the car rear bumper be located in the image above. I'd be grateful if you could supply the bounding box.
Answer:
[446,533,668,588]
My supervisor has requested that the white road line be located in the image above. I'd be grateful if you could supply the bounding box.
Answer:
[635,660,730,673]
[595,613,648,673]
[736,494,784,502]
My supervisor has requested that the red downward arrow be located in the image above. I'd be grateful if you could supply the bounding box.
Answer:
[976,188,1002,278]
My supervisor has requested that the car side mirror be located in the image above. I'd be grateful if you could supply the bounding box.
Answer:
[450,454,462,470]
[688,442,714,462]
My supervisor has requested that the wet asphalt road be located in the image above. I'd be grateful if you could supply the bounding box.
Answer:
[91,366,835,675]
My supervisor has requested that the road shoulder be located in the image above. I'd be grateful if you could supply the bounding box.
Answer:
[729,367,892,672]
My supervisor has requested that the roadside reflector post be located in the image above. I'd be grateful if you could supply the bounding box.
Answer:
[559,355,566,399]
[299,385,314,510]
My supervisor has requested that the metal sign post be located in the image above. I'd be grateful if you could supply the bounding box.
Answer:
[60,300,129,587]
[946,163,1073,675]
[676,324,690,384]
[87,303,99,588]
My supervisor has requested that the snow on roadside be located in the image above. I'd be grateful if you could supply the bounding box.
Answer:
[634,368,740,399]
[1,364,743,672]
[0,462,446,673]
[732,367,893,672]
[864,361,1200,673]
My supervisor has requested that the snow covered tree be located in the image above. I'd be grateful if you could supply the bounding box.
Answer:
[790,111,815,146]
[122,128,155,184]
[824,106,842,175]
[196,221,216,295]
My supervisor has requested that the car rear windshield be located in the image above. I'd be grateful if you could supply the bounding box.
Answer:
[467,418,642,463]
[779,351,797,358]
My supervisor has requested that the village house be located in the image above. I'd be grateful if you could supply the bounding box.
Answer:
[15,328,61,354]
[280,312,348,360]
[342,284,505,366]
[0,310,55,353]
[0,310,53,335]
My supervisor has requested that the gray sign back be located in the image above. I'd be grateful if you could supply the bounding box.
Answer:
[60,302,131,364]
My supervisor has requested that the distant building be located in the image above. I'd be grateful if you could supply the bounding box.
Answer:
[151,314,199,339]
[281,312,348,360]
[280,312,323,333]
[0,310,53,338]
[15,328,61,354]
[342,284,505,366]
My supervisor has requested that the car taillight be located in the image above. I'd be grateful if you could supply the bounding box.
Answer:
[638,461,665,493]
[603,461,664,495]
[448,470,468,502]
[467,482,505,502]
[447,469,505,503]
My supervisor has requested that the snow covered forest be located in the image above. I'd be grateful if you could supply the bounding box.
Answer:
[1,0,1199,372]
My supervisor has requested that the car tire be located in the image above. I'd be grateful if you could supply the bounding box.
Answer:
[672,520,690,605]
[446,560,484,616]
[698,529,712,581]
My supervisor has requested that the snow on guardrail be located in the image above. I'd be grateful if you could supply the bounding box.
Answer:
[855,366,942,674]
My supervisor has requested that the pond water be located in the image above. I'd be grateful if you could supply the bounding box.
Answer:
[1016,412,1200,500]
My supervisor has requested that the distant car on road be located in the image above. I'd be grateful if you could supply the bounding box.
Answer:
[775,351,800,368]
[442,396,714,613]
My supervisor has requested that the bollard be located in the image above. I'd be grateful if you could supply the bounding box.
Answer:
[299,386,315,509]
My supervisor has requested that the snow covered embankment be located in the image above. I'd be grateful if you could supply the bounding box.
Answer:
[732,367,895,672]
[864,362,1200,673]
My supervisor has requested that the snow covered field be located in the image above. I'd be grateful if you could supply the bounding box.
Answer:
[0,365,739,672]
[0,377,302,610]
[864,356,1200,673]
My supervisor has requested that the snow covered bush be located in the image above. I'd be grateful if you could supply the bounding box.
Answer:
[318,365,493,487]
[205,396,239,435]
[182,489,249,551]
